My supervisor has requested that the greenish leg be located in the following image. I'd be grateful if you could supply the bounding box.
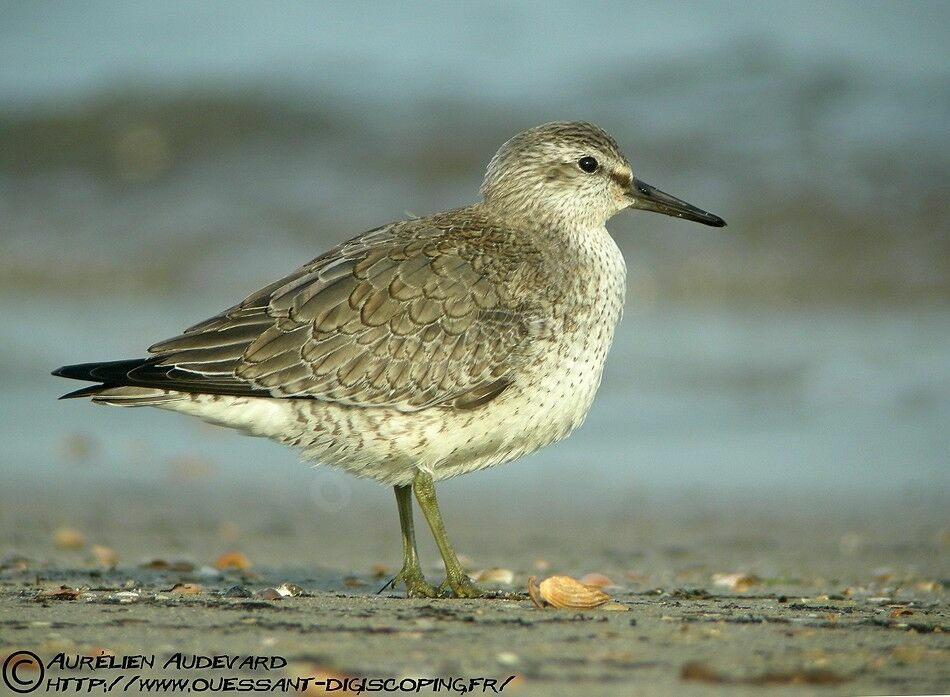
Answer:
[383,484,438,598]
[413,470,513,599]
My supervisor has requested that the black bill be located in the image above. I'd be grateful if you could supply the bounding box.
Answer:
[627,178,726,227]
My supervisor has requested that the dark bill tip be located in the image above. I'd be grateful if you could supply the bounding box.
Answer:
[627,178,726,227]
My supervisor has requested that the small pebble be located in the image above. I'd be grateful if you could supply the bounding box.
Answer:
[255,588,283,601]
[224,585,253,598]
[197,565,224,579]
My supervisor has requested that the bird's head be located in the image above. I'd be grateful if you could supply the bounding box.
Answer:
[481,121,725,229]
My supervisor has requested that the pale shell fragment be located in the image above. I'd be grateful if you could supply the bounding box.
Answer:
[91,545,117,568]
[54,527,85,551]
[214,552,252,572]
[578,572,613,588]
[496,652,519,666]
[538,575,611,609]
[276,582,305,597]
[712,573,760,592]
[168,583,202,595]
[474,568,514,584]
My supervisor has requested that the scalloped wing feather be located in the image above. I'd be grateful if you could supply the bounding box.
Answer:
[146,218,544,411]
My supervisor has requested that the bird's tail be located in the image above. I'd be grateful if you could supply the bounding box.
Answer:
[52,360,176,406]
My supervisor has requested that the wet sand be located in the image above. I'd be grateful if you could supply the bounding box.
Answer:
[1,482,947,696]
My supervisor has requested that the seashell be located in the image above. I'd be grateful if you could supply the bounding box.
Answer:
[712,573,760,592]
[495,652,519,666]
[538,575,611,609]
[54,527,85,551]
[36,585,82,601]
[578,572,613,588]
[527,576,544,608]
[277,582,305,597]
[91,545,117,568]
[214,551,252,572]
[168,583,202,595]
[474,568,514,584]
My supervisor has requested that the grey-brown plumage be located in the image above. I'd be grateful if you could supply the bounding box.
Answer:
[146,212,549,412]
[54,121,725,598]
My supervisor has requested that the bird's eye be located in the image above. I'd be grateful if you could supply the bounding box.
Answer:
[577,156,599,173]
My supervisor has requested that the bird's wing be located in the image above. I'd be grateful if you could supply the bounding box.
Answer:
[145,223,542,411]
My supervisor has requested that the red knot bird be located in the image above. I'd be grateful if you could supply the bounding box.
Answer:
[53,122,725,598]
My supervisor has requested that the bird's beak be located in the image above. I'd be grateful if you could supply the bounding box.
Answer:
[626,178,726,227]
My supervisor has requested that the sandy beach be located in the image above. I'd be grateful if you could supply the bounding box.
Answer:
[1,481,946,696]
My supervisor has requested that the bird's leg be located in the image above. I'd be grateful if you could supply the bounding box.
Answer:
[381,484,439,598]
[412,470,510,599]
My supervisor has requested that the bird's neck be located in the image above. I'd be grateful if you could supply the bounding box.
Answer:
[477,196,607,238]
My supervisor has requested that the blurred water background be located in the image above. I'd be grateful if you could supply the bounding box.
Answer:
[1,1,947,517]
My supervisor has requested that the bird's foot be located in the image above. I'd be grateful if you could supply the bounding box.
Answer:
[381,565,439,598]
[438,574,520,600]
